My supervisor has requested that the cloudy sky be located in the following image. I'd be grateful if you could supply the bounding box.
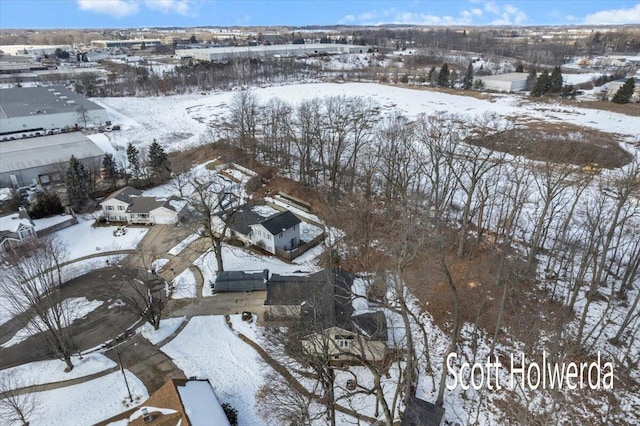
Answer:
[1,0,639,28]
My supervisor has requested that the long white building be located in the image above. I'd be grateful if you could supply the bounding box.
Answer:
[175,43,370,61]
[477,73,529,92]
[0,86,107,137]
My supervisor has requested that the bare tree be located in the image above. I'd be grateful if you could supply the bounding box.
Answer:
[256,371,315,425]
[0,371,39,426]
[115,264,166,331]
[0,238,75,371]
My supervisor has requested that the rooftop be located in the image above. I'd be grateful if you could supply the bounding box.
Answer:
[480,72,529,82]
[103,186,143,204]
[257,210,301,235]
[0,86,104,120]
[0,132,104,175]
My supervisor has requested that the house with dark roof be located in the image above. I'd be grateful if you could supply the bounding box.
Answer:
[249,210,301,254]
[0,208,36,253]
[99,186,186,225]
[401,396,445,426]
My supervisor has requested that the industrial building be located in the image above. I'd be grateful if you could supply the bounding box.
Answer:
[607,77,640,98]
[0,86,108,137]
[91,39,161,49]
[0,132,104,187]
[175,43,370,61]
[477,72,529,92]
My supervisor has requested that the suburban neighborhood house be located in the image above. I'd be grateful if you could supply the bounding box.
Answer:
[248,210,301,254]
[301,312,388,363]
[100,186,185,225]
[101,378,230,426]
[0,208,36,253]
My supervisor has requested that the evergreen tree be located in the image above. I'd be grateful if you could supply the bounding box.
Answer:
[531,70,550,97]
[463,61,474,90]
[437,63,450,87]
[526,66,537,90]
[449,69,458,88]
[29,191,64,219]
[473,79,485,90]
[515,62,524,73]
[126,142,140,178]
[550,66,563,93]
[612,78,636,104]
[102,153,118,190]
[428,66,437,83]
[64,155,89,210]
[148,139,171,181]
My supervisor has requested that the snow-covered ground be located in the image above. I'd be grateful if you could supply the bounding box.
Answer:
[93,82,640,156]
[161,315,267,426]
[0,353,115,387]
[25,370,147,426]
[138,317,186,345]
[171,269,197,299]
[2,297,104,348]
[54,215,147,261]
[167,232,201,256]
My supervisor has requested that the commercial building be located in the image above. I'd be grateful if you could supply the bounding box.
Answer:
[0,132,104,187]
[0,44,72,57]
[91,39,161,49]
[477,72,529,92]
[607,77,640,98]
[0,86,108,137]
[175,43,369,61]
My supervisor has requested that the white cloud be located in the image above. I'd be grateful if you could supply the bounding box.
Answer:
[76,0,139,18]
[583,3,640,24]
[76,0,197,18]
[144,0,194,16]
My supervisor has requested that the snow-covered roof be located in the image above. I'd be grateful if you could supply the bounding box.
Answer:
[176,380,230,426]
[480,72,529,82]
[0,211,33,233]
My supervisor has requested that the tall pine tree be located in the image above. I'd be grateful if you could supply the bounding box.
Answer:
[437,63,450,87]
[102,153,118,190]
[526,66,537,91]
[549,66,563,93]
[612,78,636,104]
[126,142,140,178]
[148,139,171,181]
[65,155,89,210]
[531,70,550,97]
[463,61,474,90]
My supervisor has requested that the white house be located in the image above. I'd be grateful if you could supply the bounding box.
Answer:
[249,210,301,254]
[0,208,37,253]
[478,72,529,92]
[100,186,185,225]
[301,325,387,363]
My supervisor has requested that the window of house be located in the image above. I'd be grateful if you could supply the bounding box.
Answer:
[117,205,124,210]
[279,232,283,238]
[139,213,149,218]
[106,205,114,210]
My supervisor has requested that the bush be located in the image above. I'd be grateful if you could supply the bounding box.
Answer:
[29,191,64,219]
[222,403,238,426]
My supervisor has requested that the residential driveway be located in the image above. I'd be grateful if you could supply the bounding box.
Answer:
[166,291,268,318]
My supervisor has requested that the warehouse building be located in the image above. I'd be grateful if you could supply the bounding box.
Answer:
[0,132,104,187]
[0,86,108,138]
[175,43,369,61]
[91,39,161,49]
[477,72,529,92]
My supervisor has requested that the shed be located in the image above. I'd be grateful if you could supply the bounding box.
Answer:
[213,269,269,292]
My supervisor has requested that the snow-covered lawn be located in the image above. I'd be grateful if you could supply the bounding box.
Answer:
[171,269,197,299]
[299,221,324,242]
[161,315,268,426]
[151,258,169,273]
[138,317,186,345]
[53,215,147,261]
[167,232,201,256]
[25,370,147,426]
[2,297,104,348]
[0,353,116,387]
[61,254,128,283]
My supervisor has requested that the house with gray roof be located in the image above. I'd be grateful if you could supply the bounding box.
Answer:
[249,210,301,254]
[401,396,445,426]
[213,269,269,292]
[0,208,36,253]
[100,186,186,225]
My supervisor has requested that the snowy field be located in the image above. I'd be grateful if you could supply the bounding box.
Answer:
[92,82,640,155]
[24,370,147,426]
[171,269,197,299]
[161,315,267,426]
[167,232,201,256]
